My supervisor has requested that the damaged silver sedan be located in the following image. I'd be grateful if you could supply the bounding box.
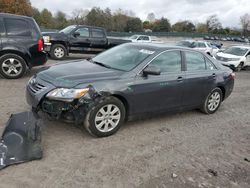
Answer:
[26,43,234,137]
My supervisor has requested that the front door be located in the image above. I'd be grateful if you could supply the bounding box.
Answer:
[69,27,91,52]
[131,50,185,115]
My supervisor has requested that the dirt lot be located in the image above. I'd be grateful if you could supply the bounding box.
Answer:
[0,57,249,188]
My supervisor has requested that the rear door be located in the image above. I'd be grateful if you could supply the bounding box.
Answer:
[182,50,217,108]
[90,28,107,49]
[132,50,185,114]
[69,26,91,52]
[3,17,33,52]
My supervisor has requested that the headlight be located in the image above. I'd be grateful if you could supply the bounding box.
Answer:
[227,58,240,61]
[43,36,50,43]
[46,88,89,102]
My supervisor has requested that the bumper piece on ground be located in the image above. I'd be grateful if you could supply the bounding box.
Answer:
[0,112,42,170]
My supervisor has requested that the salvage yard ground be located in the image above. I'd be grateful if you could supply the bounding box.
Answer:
[0,56,249,188]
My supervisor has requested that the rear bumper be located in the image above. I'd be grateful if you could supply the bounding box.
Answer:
[29,51,48,67]
[44,43,51,52]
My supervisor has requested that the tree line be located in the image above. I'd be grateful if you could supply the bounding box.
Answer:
[0,0,250,36]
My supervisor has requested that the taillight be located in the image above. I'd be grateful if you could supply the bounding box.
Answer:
[38,39,44,52]
[230,72,235,79]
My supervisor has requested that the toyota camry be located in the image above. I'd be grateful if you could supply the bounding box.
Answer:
[26,43,234,137]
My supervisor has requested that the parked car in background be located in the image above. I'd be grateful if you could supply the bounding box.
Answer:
[176,40,194,48]
[0,13,47,79]
[177,40,213,56]
[129,35,152,43]
[191,41,213,55]
[26,43,234,137]
[215,46,250,71]
[211,45,220,56]
[210,42,223,49]
[42,25,130,60]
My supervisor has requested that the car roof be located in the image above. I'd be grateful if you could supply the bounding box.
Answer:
[0,13,34,21]
[76,25,105,30]
[124,42,194,52]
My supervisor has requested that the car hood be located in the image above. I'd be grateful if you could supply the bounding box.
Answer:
[37,60,123,88]
[42,32,67,39]
[217,52,241,58]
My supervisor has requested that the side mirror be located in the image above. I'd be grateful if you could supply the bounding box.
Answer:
[73,32,80,37]
[143,65,161,76]
[246,55,250,59]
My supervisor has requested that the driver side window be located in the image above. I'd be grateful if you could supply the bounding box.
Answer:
[75,27,89,37]
[149,51,182,73]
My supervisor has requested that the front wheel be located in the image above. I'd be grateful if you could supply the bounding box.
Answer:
[50,44,66,60]
[201,88,222,114]
[84,96,126,137]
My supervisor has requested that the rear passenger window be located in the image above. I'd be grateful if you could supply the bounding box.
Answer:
[92,29,104,38]
[206,58,216,70]
[185,51,206,71]
[150,51,182,73]
[5,18,30,37]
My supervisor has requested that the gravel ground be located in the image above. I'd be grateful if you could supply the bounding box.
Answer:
[0,56,249,188]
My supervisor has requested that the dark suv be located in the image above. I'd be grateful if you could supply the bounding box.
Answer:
[0,13,47,79]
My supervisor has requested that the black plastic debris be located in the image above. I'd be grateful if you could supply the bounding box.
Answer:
[0,112,42,170]
[208,169,218,176]
[244,158,250,163]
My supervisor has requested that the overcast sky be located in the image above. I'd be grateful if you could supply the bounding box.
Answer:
[30,0,250,28]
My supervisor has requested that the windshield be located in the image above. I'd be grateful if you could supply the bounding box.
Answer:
[92,44,155,71]
[130,35,138,40]
[60,25,76,34]
[223,47,248,56]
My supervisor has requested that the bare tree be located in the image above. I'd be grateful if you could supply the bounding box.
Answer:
[71,9,89,24]
[240,13,250,36]
[206,14,222,32]
[147,12,156,22]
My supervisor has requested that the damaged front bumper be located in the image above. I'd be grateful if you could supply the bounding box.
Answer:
[26,77,100,124]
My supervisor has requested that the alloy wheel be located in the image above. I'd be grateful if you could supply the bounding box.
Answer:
[1,58,23,77]
[207,91,221,111]
[94,104,121,133]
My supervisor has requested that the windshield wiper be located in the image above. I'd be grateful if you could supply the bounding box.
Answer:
[89,59,112,69]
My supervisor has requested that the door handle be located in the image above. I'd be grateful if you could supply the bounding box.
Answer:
[177,76,183,82]
[212,73,216,79]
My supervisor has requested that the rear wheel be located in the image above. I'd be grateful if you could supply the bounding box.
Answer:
[0,54,26,79]
[84,96,126,137]
[50,44,66,60]
[201,88,222,114]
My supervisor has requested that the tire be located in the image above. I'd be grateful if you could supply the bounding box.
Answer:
[235,62,244,72]
[201,88,222,114]
[50,44,66,60]
[84,96,126,137]
[0,54,26,79]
